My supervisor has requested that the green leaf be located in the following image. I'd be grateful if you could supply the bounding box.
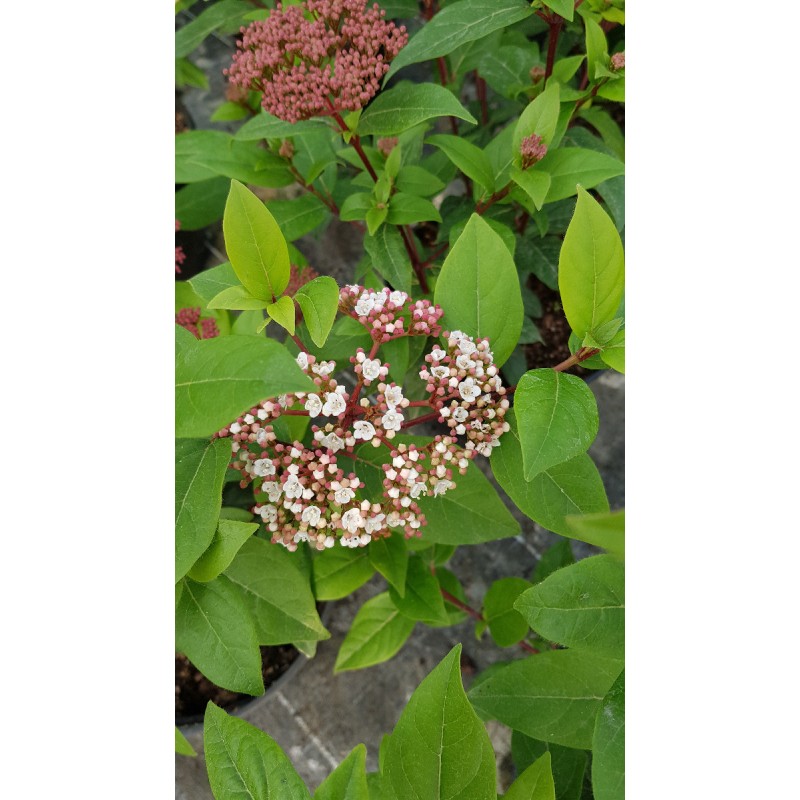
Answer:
[369,532,408,596]
[513,81,561,156]
[382,645,495,799]
[175,0,250,57]
[188,519,258,583]
[541,0,574,22]
[175,576,264,695]
[514,369,599,479]
[565,508,625,559]
[592,671,625,800]
[267,295,296,335]
[303,315,372,361]
[175,438,232,583]
[211,101,250,122]
[334,592,416,672]
[511,167,552,211]
[293,276,340,347]
[175,726,196,757]
[468,649,623,749]
[366,205,388,235]
[395,165,446,197]
[224,179,290,300]
[427,134,495,192]
[483,577,532,647]
[538,148,624,204]
[384,143,402,180]
[600,328,625,373]
[358,83,477,136]
[437,567,469,625]
[204,701,312,799]
[478,45,539,99]
[388,555,450,625]
[531,538,574,583]
[208,284,271,311]
[225,538,330,644]
[175,130,292,187]
[363,227,412,293]
[516,235,560,290]
[484,122,516,189]
[175,333,314,438]
[386,192,441,225]
[175,57,208,90]
[315,744,368,800]
[235,110,328,141]
[491,411,609,536]
[266,194,330,242]
[340,192,374,221]
[434,213,523,367]
[504,752,556,800]
[511,734,587,800]
[515,555,624,657]
[188,262,239,305]
[384,0,534,81]
[175,177,230,230]
[312,546,375,601]
[584,15,609,80]
[559,187,624,338]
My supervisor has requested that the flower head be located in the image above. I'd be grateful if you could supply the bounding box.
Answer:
[520,133,548,169]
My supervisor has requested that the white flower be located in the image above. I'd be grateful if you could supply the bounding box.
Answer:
[471,419,489,432]
[277,394,289,408]
[433,480,453,497]
[476,440,496,457]
[409,481,428,499]
[322,391,347,417]
[365,513,386,534]
[263,481,283,502]
[304,393,323,417]
[458,377,482,402]
[229,422,241,434]
[459,338,477,355]
[324,535,335,548]
[430,347,446,361]
[284,475,304,499]
[383,385,404,408]
[389,290,407,306]
[312,360,336,377]
[355,294,375,316]
[359,533,372,546]
[452,406,469,423]
[353,421,376,441]
[334,487,356,505]
[256,504,277,522]
[293,531,309,543]
[386,511,403,527]
[253,458,275,477]
[321,432,345,453]
[450,330,466,342]
[431,366,450,380]
[381,409,404,432]
[301,506,322,526]
[296,352,309,370]
[362,358,382,382]
[256,429,269,446]
[341,507,364,533]
[456,354,474,371]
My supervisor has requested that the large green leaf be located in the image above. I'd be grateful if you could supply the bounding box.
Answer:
[592,671,625,800]
[175,177,230,230]
[208,284,271,311]
[386,192,442,225]
[204,701,312,799]
[224,538,330,644]
[267,194,330,242]
[565,509,624,559]
[315,744,369,800]
[513,81,561,156]
[511,733,588,800]
[369,532,408,596]
[175,438,232,583]
[504,752,556,800]
[175,726,196,757]
[538,149,624,205]
[434,213,523,367]
[389,555,450,625]
[491,412,609,536]
[364,227,412,293]
[427,134,495,192]
[384,0,534,80]
[188,262,239,305]
[175,333,314,438]
[514,369,599,479]
[515,555,624,657]
[312,546,375,601]
[358,83,477,136]
[294,276,340,347]
[468,650,623,749]
[267,295,296,335]
[175,576,264,695]
[541,0,574,21]
[188,519,258,583]
[483,577,531,647]
[334,592,416,673]
[382,645,496,799]
[175,0,250,57]
[235,110,329,141]
[558,187,624,339]
[224,179,290,300]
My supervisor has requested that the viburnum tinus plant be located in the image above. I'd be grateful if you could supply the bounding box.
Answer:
[176,0,624,796]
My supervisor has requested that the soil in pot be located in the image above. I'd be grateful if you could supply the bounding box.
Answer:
[175,644,298,726]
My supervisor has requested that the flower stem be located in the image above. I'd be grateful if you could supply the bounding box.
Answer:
[476,183,512,215]
[552,346,601,372]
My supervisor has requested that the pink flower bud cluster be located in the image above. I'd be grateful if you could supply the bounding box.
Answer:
[214,290,509,550]
[175,219,186,274]
[520,133,548,169]
[377,136,398,157]
[176,308,220,340]
[610,52,625,71]
[225,0,408,123]
[339,285,443,341]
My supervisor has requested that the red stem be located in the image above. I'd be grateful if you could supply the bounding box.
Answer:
[544,18,563,85]
[475,71,489,125]
[290,333,309,353]
[401,409,441,429]
[476,183,511,215]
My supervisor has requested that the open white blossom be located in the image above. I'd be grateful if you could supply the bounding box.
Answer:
[334,487,356,505]
[389,290,407,306]
[430,347,446,361]
[459,338,477,355]
[381,409,404,431]
[284,475,304,499]
[458,377,482,402]
[452,406,469,423]
[313,360,336,377]
[322,391,347,417]
[409,482,428,499]
[355,294,375,316]
[301,506,322,526]
[296,352,309,370]
[256,504,278,522]
[321,432,345,453]
[384,385,404,408]
[353,421,376,441]
[253,458,275,477]
[365,513,386,534]
[304,393,323,417]
[341,508,364,533]
[431,366,450,380]
[362,358,382,382]
[263,481,283,502]
[433,480,453,497]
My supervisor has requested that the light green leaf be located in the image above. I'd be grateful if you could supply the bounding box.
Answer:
[511,733,588,800]
[513,81,561,156]
[592,671,625,800]
[204,701,312,799]
[383,645,496,799]
[294,276,340,347]
[175,438,231,583]
[434,213,523,367]
[559,187,624,338]
[511,167,552,211]
[541,0,574,22]
[504,752,556,800]
[386,192,441,225]
[340,191,374,221]
[395,165,446,197]
[483,577,532,647]
[312,546,375,601]
[175,333,314,438]
[366,205,388,235]
[515,369,599,479]
[266,194,330,242]
[600,328,625,373]
[188,262,239,306]
[175,177,230,230]
[427,134,495,192]
[515,555,624,657]
[384,0,534,81]
[208,284,271,311]
[175,576,264,695]
[224,179,290,300]
[175,726,196,757]
[369,532,408,597]
[231,309,267,336]
[363,227,412,293]
[491,411,609,536]
[358,83,477,136]
[235,110,328,141]
[315,744,369,800]
[188,519,258,583]
[267,295,296,335]
[538,148,624,204]
[478,45,539,99]
[334,592,416,673]
[565,508,624,559]
[175,56,208,90]
[468,649,623,749]
[225,538,330,644]
[584,14,609,80]
[388,555,450,625]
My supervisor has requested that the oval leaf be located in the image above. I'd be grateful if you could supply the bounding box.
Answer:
[208,284,270,310]
[592,670,625,800]
[294,276,341,347]
[315,744,369,800]
[427,134,495,192]
[188,518,259,583]
[267,294,296,335]
[504,752,556,800]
